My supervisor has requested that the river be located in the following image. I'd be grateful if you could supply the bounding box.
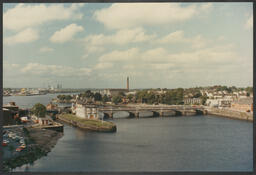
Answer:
[3,94,253,172]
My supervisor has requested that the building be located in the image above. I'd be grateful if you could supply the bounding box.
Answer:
[206,98,233,108]
[46,103,57,110]
[38,117,53,125]
[103,76,130,96]
[74,103,99,119]
[3,102,19,112]
[184,98,202,105]
[103,89,128,96]
[3,108,16,125]
[127,77,129,91]
[231,97,253,112]
[3,102,20,125]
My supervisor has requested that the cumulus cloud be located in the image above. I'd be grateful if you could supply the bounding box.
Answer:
[199,3,213,12]
[40,47,54,53]
[85,28,156,46]
[99,48,140,62]
[50,23,84,43]
[21,63,91,77]
[245,15,253,29]
[94,3,209,29]
[94,62,113,70]
[4,28,39,45]
[157,30,207,48]
[98,45,239,67]
[4,4,84,31]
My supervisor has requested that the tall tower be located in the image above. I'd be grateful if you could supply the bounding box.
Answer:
[127,77,129,91]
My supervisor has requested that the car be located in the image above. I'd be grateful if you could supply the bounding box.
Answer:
[16,147,23,152]
[3,140,9,144]
[20,140,25,144]
[20,144,26,149]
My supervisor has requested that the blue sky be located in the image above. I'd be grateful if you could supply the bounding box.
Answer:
[3,3,253,89]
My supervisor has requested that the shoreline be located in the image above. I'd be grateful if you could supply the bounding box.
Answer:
[205,108,253,122]
[3,127,63,172]
[57,114,117,132]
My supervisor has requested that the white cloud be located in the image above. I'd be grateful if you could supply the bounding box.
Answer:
[85,28,155,46]
[94,3,209,29]
[99,48,140,62]
[21,63,91,77]
[199,3,213,12]
[50,23,84,43]
[97,44,239,67]
[157,30,207,48]
[85,46,105,54]
[4,4,84,31]
[245,15,253,29]
[40,47,54,53]
[4,28,39,45]
[94,62,113,70]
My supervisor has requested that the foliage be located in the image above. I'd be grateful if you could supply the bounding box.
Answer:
[94,92,102,101]
[57,95,72,101]
[112,95,122,104]
[82,90,94,98]
[127,94,134,101]
[31,103,46,118]
[200,95,208,105]
[102,95,110,103]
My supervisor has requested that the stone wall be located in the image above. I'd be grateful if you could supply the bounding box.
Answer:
[206,108,253,122]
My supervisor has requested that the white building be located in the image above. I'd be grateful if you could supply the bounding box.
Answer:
[184,98,202,105]
[206,98,233,108]
[38,117,53,125]
[75,103,99,119]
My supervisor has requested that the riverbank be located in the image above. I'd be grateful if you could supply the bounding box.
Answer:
[57,114,117,132]
[206,108,253,122]
[3,127,63,172]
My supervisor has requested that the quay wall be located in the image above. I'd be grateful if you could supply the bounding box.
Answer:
[56,114,116,132]
[206,108,253,122]
[39,124,64,132]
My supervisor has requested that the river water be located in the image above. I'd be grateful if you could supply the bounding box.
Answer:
[3,94,253,172]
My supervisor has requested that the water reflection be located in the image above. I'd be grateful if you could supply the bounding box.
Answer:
[13,116,253,172]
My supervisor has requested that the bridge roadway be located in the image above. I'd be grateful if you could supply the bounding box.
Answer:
[94,105,206,118]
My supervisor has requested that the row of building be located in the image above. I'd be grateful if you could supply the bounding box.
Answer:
[184,97,253,113]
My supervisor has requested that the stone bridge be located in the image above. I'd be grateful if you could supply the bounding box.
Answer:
[95,105,206,118]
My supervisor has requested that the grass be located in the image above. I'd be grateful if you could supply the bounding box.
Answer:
[59,114,115,128]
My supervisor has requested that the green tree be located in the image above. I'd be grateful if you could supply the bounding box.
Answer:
[102,95,109,103]
[127,94,134,101]
[118,91,126,97]
[31,103,46,118]
[94,92,102,101]
[82,90,94,98]
[112,95,122,104]
[65,95,72,101]
[200,95,208,105]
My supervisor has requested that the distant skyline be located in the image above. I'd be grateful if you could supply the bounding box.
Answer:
[3,3,253,89]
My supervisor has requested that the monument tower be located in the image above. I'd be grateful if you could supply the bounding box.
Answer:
[127,77,129,91]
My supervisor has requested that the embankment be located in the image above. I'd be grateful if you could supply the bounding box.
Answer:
[57,114,117,132]
[3,127,63,172]
[206,108,253,122]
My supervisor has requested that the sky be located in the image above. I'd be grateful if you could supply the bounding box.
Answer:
[3,3,253,89]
